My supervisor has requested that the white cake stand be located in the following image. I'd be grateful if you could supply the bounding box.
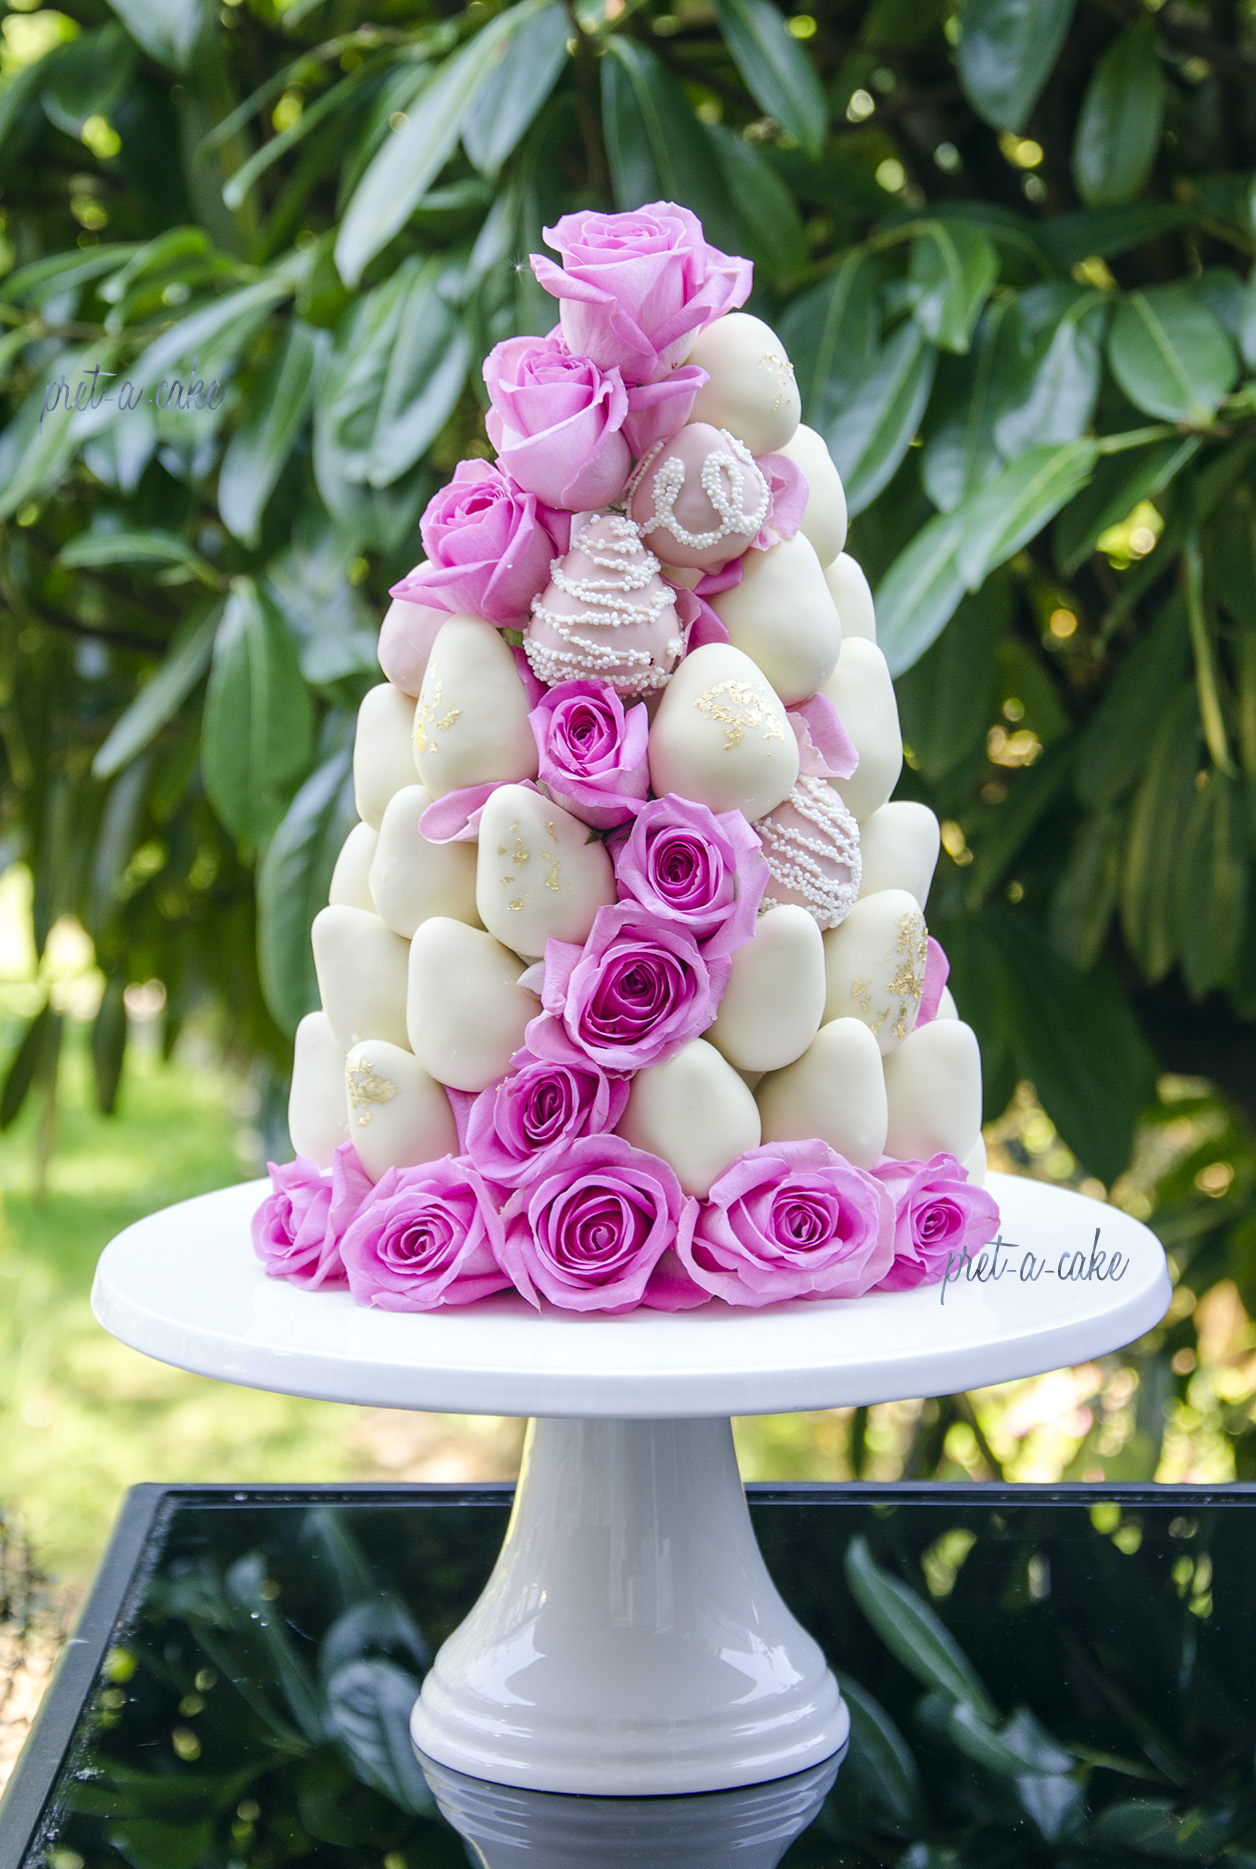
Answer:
[91,1171,1169,1797]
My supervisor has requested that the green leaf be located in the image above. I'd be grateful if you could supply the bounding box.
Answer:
[3,244,139,311]
[895,579,1006,774]
[600,40,739,251]
[827,319,937,516]
[91,973,128,1117]
[964,738,1074,905]
[779,252,879,441]
[462,2,568,177]
[103,0,205,72]
[906,220,998,354]
[105,1818,214,1869]
[257,743,356,1037]
[1055,434,1198,576]
[336,2,550,287]
[956,440,1099,589]
[708,123,806,285]
[992,288,1107,457]
[39,24,135,137]
[218,320,323,545]
[1073,20,1165,209]
[1034,202,1194,270]
[712,0,828,158]
[1108,287,1238,424]
[1048,805,1124,970]
[1075,598,1190,807]
[1179,771,1245,997]
[93,606,221,780]
[845,1537,999,1720]
[1120,687,1201,981]
[0,346,105,519]
[982,907,1156,1181]
[202,579,314,852]
[1093,1801,1232,1860]
[326,1659,433,1813]
[875,507,968,677]
[920,301,1012,513]
[126,277,290,395]
[956,0,1078,132]
[0,1005,62,1132]
[837,1675,923,1826]
[60,528,220,586]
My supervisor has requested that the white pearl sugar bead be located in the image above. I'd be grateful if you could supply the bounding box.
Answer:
[526,512,682,696]
[414,615,537,799]
[757,1017,889,1170]
[629,423,770,573]
[823,888,928,1054]
[883,1018,983,1163]
[776,423,847,566]
[705,904,826,1074]
[353,683,421,830]
[618,1039,761,1199]
[370,784,480,939]
[756,778,862,930]
[344,1038,457,1181]
[857,802,940,909]
[712,534,842,706]
[406,917,538,1093]
[312,905,411,1053]
[687,313,801,455]
[648,642,799,820]
[475,784,615,961]
[822,638,902,823]
[329,821,377,913]
[824,554,876,644]
[288,1011,348,1168]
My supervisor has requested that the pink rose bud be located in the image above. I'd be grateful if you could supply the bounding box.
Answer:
[872,1153,999,1291]
[529,680,650,829]
[338,1157,512,1311]
[252,1142,372,1290]
[484,335,632,513]
[389,459,569,630]
[612,793,768,960]
[499,1132,702,1311]
[529,901,730,1073]
[530,202,753,385]
[466,1050,630,1190]
[678,1140,895,1306]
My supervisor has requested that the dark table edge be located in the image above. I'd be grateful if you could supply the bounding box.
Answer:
[4,1476,1255,1862]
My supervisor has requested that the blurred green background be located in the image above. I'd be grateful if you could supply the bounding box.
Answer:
[1,0,1256,1636]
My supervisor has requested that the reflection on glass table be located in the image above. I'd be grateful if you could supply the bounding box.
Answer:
[4,1482,1255,1867]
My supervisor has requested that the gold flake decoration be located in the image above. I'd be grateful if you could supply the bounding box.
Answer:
[412,675,461,756]
[692,680,787,751]
[346,1058,400,1128]
[762,349,797,412]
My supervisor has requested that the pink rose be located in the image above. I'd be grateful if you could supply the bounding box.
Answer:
[530,202,753,385]
[338,1157,510,1311]
[252,1142,372,1290]
[484,336,631,513]
[465,1050,630,1190]
[499,1133,702,1311]
[529,902,730,1071]
[530,681,649,829]
[622,364,708,457]
[677,1140,894,1307]
[389,459,569,629]
[613,794,768,960]
[873,1154,999,1292]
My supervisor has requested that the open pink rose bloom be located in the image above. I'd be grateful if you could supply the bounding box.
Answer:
[269,202,999,1313]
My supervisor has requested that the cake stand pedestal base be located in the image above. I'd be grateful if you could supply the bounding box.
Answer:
[412,1416,846,1796]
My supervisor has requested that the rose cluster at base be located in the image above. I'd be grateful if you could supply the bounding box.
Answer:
[253,1137,997,1313]
[265,200,1001,1316]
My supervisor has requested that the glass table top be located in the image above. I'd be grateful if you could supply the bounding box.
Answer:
[6,1482,1256,1866]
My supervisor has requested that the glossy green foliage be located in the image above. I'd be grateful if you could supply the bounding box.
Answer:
[2,0,1256,1199]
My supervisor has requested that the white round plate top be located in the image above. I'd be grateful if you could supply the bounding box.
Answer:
[91,1172,1170,1419]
